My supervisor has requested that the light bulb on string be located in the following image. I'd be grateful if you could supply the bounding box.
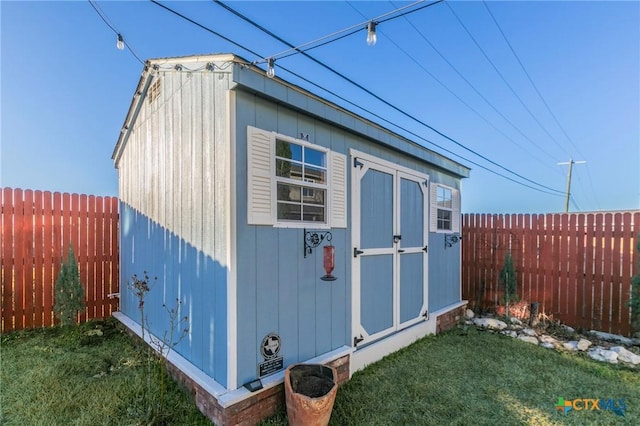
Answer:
[366,21,377,46]
[266,57,276,78]
[116,34,125,51]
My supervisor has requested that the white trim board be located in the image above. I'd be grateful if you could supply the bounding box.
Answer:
[227,90,238,390]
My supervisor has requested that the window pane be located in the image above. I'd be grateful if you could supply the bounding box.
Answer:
[277,183,301,202]
[302,188,325,205]
[437,186,452,208]
[437,209,452,230]
[278,203,301,221]
[304,165,326,185]
[305,148,326,167]
[276,159,303,180]
[303,205,325,222]
[276,140,302,161]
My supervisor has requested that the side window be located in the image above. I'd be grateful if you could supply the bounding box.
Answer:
[247,126,347,228]
[430,183,460,233]
[436,186,453,231]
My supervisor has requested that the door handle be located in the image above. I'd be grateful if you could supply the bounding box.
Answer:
[393,235,402,243]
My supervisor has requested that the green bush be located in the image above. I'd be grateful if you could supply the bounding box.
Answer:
[53,246,85,326]
[499,251,518,319]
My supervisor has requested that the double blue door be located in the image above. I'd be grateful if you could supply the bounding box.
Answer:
[351,151,429,346]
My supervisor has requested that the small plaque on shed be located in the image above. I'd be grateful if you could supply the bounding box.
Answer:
[259,333,283,378]
[259,356,284,378]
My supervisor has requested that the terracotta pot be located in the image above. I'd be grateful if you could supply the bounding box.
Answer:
[285,363,338,426]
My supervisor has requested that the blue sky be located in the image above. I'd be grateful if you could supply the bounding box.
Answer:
[1,1,638,213]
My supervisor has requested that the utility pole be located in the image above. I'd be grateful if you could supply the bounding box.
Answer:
[557,158,586,213]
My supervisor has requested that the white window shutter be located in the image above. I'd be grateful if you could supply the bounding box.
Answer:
[330,151,347,228]
[429,183,438,232]
[452,189,461,233]
[247,126,275,225]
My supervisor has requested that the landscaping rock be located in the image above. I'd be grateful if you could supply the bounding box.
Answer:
[563,341,579,351]
[587,347,618,364]
[562,325,576,334]
[589,330,633,346]
[473,317,507,330]
[501,330,517,338]
[610,346,640,365]
[539,335,560,347]
[521,328,538,337]
[465,309,475,320]
[509,318,523,326]
[577,339,592,351]
[518,335,539,345]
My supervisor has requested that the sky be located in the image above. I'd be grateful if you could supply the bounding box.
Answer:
[1,0,639,214]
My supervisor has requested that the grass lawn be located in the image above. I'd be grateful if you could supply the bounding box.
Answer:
[2,319,638,425]
[0,318,210,425]
[262,326,639,426]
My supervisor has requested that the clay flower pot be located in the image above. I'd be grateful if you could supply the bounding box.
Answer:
[285,363,338,426]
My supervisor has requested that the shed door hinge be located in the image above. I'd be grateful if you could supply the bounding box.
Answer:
[354,158,364,169]
[422,245,428,253]
[354,248,364,257]
[354,335,364,347]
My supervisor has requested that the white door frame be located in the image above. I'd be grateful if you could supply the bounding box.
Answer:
[350,149,429,347]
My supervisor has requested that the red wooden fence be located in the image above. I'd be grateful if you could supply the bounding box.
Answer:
[462,212,640,336]
[1,188,119,333]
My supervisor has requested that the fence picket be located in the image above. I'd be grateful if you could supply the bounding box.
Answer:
[43,191,54,327]
[2,188,14,331]
[34,190,45,328]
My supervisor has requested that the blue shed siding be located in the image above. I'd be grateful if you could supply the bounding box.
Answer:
[120,203,229,386]
[233,91,351,386]
[428,233,462,312]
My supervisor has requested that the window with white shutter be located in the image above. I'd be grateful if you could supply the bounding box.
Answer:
[246,125,347,228]
[429,183,460,233]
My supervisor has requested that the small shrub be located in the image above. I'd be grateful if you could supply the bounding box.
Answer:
[53,246,85,326]
[499,251,518,320]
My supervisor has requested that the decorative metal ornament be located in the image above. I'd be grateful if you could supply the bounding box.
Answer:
[303,228,332,258]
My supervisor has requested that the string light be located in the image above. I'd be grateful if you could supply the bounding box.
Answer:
[266,57,276,78]
[116,33,125,50]
[366,21,377,46]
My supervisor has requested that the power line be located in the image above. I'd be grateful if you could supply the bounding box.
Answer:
[87,0,144,65]
[254,0,442,64]
[212,0,563,195]
[446,1,572,158]
[482,0,584,158]
[150,0,563,196]
[385,0,561,169]
[481,0,602,208]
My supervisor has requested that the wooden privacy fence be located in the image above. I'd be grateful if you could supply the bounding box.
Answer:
[1,188,119,333]
[462,212,640,336]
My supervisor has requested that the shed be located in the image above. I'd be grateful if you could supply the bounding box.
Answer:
[112,53,470,424]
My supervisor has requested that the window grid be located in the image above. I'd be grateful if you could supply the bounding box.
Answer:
[275,138,328,224]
